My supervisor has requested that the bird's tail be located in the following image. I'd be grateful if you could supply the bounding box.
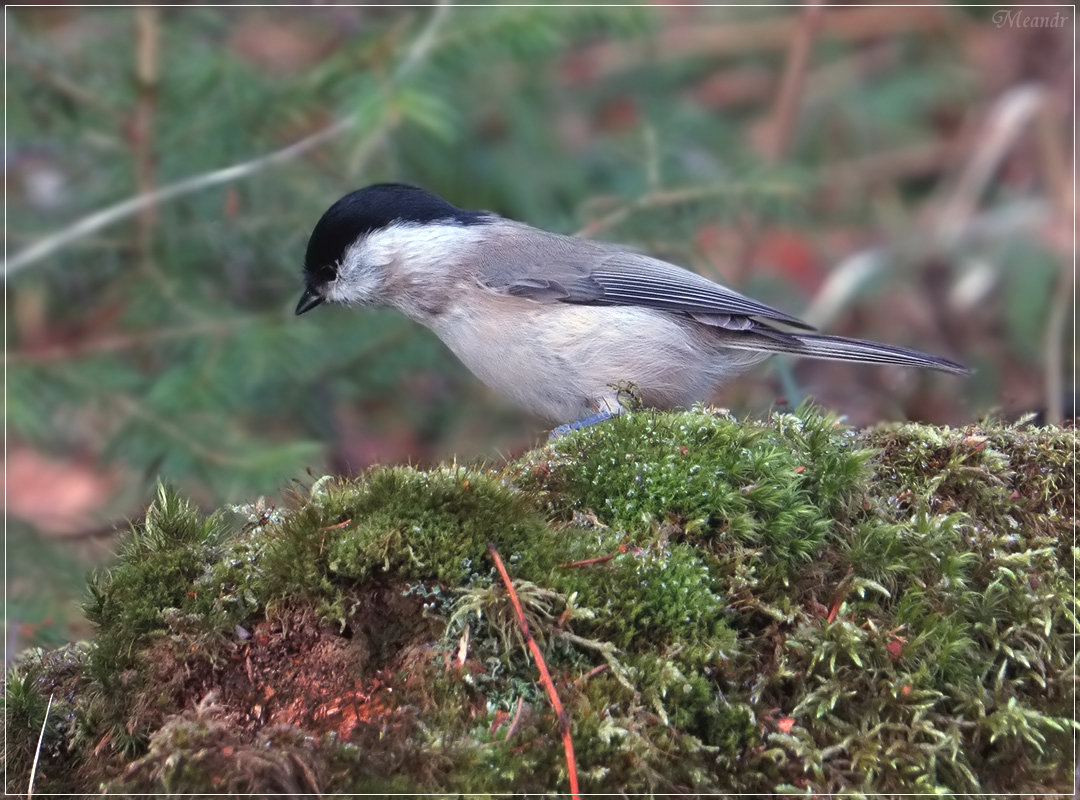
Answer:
[727,331,970,375]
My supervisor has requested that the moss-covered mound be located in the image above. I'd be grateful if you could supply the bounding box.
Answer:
[6,407,1076,795]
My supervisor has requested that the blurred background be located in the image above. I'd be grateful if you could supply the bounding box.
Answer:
[5,4,1074,649]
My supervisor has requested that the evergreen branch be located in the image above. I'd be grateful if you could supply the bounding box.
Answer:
[5,119,352,278]
[5,0,452,279]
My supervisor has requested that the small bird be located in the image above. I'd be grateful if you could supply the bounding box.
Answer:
[296,184,968,430]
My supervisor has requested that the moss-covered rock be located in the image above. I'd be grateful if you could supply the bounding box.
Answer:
[5,407,1076,795]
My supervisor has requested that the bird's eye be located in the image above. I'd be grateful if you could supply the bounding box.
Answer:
[310,262,339,285]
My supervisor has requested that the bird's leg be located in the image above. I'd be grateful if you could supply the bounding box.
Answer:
[549,394,626,438]
[549,409,617,438]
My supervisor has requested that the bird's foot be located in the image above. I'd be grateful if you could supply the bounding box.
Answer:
[549,410,616,439]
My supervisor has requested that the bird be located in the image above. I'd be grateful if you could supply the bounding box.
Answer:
[295,183,968,431]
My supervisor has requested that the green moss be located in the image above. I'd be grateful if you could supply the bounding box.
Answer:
[6,409,1076,795]
[553,542,733,650]
[3,667,62,789]
[2,644,87,795]
[84,485,225,657]
[320,465,555,585]
[527,405,872,580]
[236,466,558,608]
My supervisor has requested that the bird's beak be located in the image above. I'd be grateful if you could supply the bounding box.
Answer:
[295,286,324,315]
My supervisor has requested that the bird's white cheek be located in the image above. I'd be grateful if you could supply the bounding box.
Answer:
[324,273,382,306]
[324,282,353,305]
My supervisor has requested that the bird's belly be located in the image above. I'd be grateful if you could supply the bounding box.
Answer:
[426,301,736,422]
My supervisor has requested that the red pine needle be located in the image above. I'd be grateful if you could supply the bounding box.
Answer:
[826,596,842,623]
[488,543,580,799]
[318,518,353,531]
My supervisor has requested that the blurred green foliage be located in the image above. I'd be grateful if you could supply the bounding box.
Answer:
[6,5,1068,517]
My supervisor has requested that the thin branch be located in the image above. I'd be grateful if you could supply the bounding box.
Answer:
[576,139,950,247]
[575,182,798,240]
[488,543,579,800]
[6,1,453,279]
[5,118,351,278]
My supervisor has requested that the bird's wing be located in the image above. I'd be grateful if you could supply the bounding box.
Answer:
[479,228,814,331]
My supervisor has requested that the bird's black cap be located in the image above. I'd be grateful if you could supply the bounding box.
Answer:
[300,183,491,291]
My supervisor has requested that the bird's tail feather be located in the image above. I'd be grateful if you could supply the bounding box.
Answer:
[726,331,970,375]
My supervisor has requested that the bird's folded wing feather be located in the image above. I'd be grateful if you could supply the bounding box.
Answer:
[480,236,814,331]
